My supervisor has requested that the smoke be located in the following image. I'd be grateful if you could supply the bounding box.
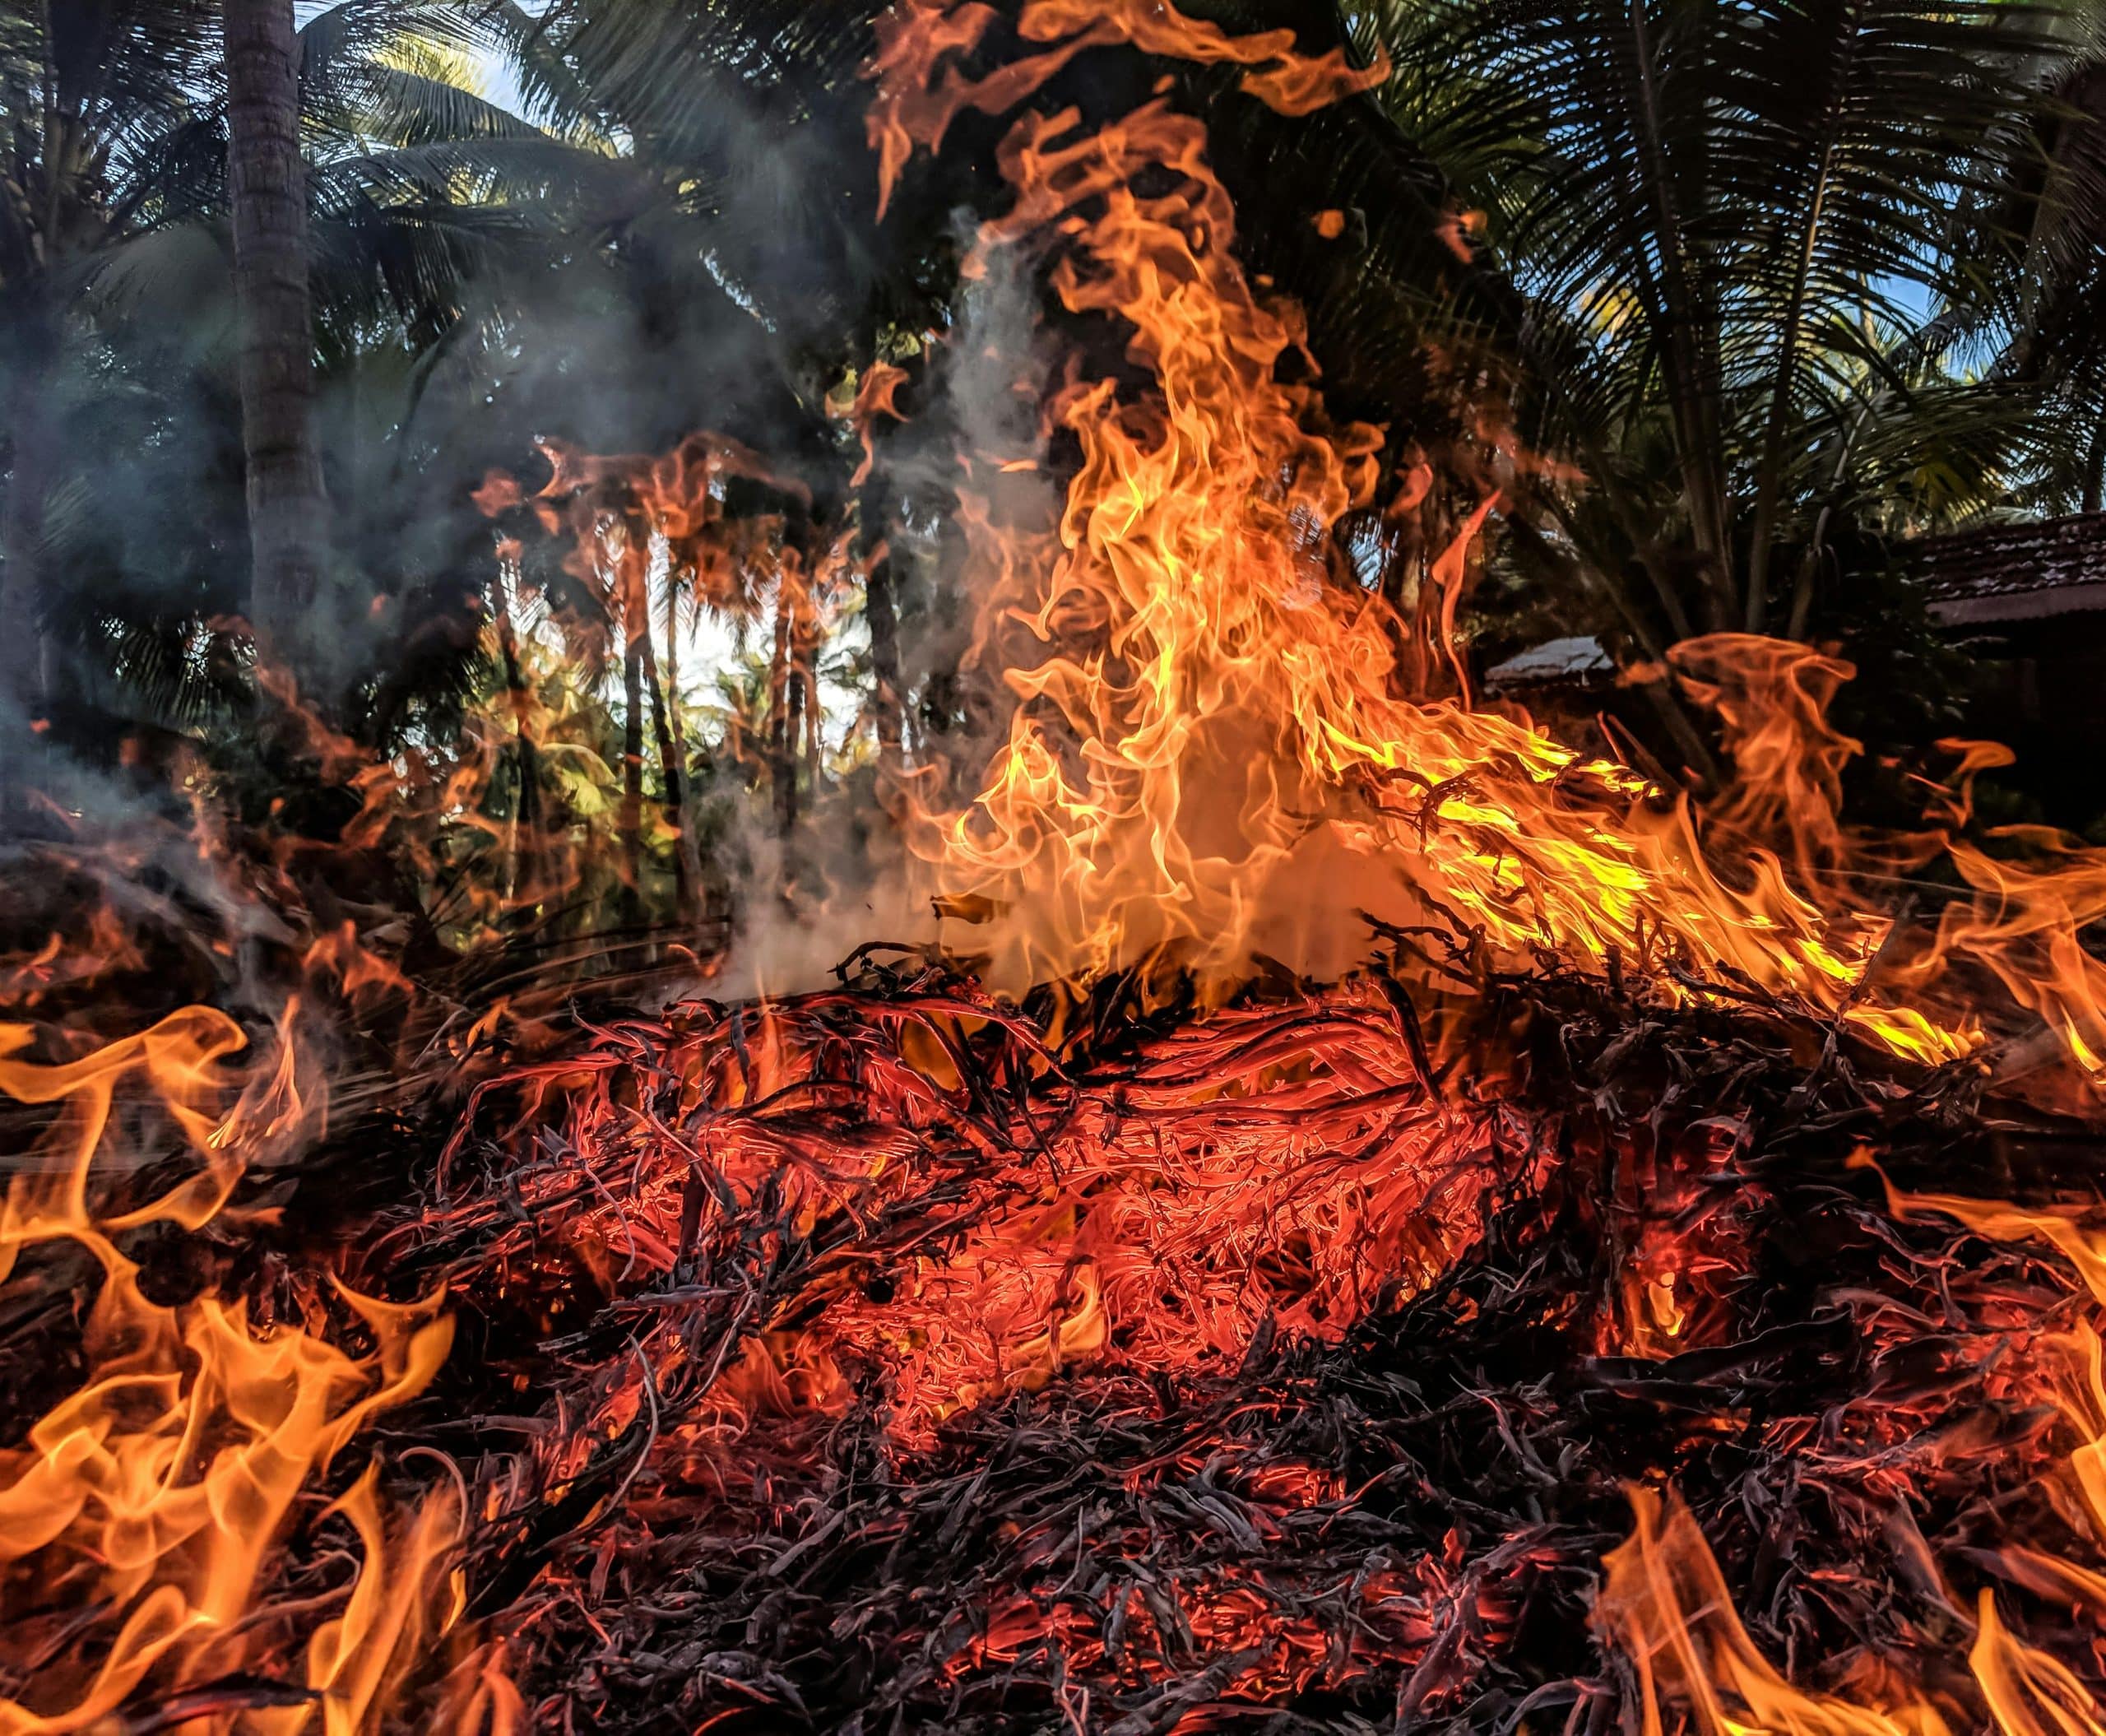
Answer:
[704,814,936,1005]
[944,224,1059,476]
[704,220,1065,1002]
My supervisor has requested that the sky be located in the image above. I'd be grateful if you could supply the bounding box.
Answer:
[472,39,530,119]
[292,2,534,121]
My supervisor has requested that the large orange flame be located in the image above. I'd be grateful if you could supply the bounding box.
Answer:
[1595,1154,2106,1736]
[860,0,2106,1100]
[1598,1487,2106,1736]
[0,1000,457,1733]
[1598,1488,1956,1736]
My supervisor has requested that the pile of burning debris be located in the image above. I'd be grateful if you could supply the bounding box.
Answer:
[398,946,2106,1734]
[9,853,2104,1734]
[7,3,2106,1734]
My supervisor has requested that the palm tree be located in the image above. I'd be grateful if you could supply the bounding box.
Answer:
[1346,0,2080,648]
[0,0,225,779]
[392,0,2101,845]
[224,0,330,675]
[1955,49,2106,513]
[0,0,602,767]
[414,0,909,871]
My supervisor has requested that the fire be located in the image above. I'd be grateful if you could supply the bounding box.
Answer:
[0,994,457,1731]
[1593,1141,2106,1736]
[862,0,2106,1105]
[1602,1487,2106,1736]
[405,7,2106,1715]
[863,8,2106,1725]
[1861,1153,2106,1307]
[1598,1488,1954,1736]
[433,975,1510,1446]
[13,1,2106,1729]
[1923,833,2106,1079]
[1598,1486,2106,1736]
[1971,1592,2106,1736]
[2048,1319,2106,1539]
[865,0,1389,220]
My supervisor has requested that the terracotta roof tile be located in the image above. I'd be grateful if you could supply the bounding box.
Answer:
[1907,513,2106,624]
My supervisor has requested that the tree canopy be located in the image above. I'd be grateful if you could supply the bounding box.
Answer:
[2,0,2103,902]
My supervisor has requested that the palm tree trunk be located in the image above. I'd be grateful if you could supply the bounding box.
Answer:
[858,483,905,767]
[618,549,647,919]
[1784,504,1832,643]
[768,587,796,838]
[495,562,540,907]
[0,322,54,800]
[639,620,696,920]
[866,554,904,767]
[803,637,821,779]
[621,630,646,912]
[224,0,331,680]
[778,643,805,840]
[661,585,707,915]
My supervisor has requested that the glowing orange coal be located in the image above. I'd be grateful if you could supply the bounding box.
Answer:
[443,977,1509,1448]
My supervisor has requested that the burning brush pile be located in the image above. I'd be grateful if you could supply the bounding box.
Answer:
[9,3,2106,1734]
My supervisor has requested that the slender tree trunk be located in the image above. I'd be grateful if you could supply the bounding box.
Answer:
[2085,410,2106,516]
[639,620,695,919]
[1408,493,1453,694]
[225,0,331,680]
[617,548,647,920]
[865,554,904,768]
[803,638,821,778]
[778,640,805,840]
[0,327,54,801]
[1784,504,1831,643]
[495,560,540,907]
[768,578,798,839]
[621,629,646,916]
[858,482,905,767]
[661,583,706,920]
[4,16,67,796]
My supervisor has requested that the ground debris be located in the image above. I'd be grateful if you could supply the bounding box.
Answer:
[349,956,2106,1734]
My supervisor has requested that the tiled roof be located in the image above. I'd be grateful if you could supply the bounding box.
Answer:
[1484,634,1614,689]
[1908,513,2106,625]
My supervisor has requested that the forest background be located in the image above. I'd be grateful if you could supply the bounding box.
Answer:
[6,0,2105,963]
